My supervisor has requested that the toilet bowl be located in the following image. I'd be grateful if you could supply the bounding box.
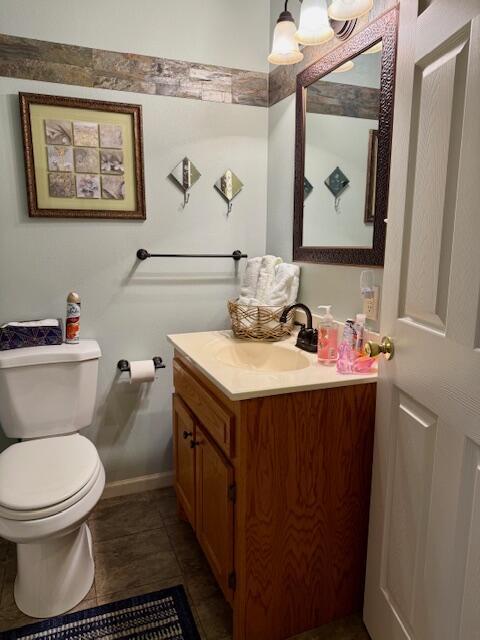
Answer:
[0,341,104,618]
[0,434,105,618]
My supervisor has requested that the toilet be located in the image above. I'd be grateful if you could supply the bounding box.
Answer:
[0,340,105,618]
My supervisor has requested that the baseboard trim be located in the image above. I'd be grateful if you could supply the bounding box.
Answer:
[102,471,174,500]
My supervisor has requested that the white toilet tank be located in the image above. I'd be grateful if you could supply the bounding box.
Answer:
[0,340,101,439]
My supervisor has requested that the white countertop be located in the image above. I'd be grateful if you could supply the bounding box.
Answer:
[167,330,377,401]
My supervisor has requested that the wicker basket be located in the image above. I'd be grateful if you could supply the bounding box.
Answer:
[227,299,295,341]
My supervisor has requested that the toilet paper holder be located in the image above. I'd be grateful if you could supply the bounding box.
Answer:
[117,357,166,373]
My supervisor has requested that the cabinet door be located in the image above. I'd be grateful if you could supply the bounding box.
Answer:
[173,394,196,526]
[195,422,235,603]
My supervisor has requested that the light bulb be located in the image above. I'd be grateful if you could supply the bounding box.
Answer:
[332,60,355,73]
[362,41,383,55]
[328,0,373,21]
[268,10,304,65]
[295,0,334,46]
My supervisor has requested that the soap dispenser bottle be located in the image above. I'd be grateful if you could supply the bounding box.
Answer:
[317,305,338,365]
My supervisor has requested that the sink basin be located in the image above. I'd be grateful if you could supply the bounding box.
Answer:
[215,342,310,372]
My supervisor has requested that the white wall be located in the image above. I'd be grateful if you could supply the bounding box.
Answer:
[304,113,377,248]
[0,1,269,479]
[0,0,269,72]
[267,95,296,261]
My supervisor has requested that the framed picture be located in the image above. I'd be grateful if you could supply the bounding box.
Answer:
[19,92,146,219]
[364,129,378,224]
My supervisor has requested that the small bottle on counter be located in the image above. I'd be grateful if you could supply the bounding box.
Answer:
[317,305,338,365]
[343,319,358,349]
[354,313,367,356]
[66,292,81,344]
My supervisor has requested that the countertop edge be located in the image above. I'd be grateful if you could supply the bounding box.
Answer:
[168,332,377,402]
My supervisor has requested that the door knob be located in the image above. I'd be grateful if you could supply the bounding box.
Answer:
[182,430,193,439]
[365,336,394,360]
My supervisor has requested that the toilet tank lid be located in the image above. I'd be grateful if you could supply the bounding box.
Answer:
[0,340,101,369]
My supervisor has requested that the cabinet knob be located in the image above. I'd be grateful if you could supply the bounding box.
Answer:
[190,440,200,448]
[182,430,193,439]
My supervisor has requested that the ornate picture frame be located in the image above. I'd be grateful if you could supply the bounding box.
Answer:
[19,92,146,219]
[364,129,378,224]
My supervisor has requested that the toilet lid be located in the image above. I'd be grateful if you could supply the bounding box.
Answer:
[0,434,99,511]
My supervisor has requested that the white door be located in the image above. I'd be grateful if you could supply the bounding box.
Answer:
[364,1,480,639]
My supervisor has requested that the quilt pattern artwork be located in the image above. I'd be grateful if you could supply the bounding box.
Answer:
[45,119,125,200]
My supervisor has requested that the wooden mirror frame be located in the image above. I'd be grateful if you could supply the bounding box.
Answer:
[293,7,398,266]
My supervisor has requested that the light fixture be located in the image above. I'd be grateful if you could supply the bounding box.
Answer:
[331,17,357,40]
[328,0,373,21]
[362,41,383,54]
[332,60,355,73]
[268,2,304,66]
[295,0,334,46]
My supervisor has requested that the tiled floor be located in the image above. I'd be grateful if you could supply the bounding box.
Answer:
[0,488,370,640]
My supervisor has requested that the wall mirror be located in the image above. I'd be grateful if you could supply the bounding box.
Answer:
[293,8,398,266]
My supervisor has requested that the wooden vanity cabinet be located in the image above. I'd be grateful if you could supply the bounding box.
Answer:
[172,392,235,603]
[194,422,235,602]
[172,351,376,640]
[172,394,196,526]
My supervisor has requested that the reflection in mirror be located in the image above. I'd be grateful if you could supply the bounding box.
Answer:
[294,7,398,265]
[303,44,381,248]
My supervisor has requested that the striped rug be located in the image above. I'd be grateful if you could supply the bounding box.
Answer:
[0,586,201,640]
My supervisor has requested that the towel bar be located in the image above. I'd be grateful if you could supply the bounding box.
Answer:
[136,249,247,261]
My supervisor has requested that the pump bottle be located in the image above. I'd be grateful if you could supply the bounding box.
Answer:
[317,305,338,365]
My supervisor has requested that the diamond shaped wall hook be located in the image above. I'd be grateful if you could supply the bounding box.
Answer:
[214,169,243,214]
[304,177,313,200]
[169,157,201,206]
[324,166,349,198]
[324,166,349,213]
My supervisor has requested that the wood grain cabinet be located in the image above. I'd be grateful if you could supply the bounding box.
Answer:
[172,394,196,527]
[172,352,376,640]
[194,422,235,603]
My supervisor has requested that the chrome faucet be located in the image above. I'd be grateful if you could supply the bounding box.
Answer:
[280,303,318,353]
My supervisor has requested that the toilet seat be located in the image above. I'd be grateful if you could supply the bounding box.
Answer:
[0,460,101,521]
[0,434,100,521]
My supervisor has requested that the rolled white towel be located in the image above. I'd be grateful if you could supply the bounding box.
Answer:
[266,264,294,307]
[237,297,261,306]
[239,257,262,301]
[255,255,282,304]
[266,263,301,306]
[287,264,301,305]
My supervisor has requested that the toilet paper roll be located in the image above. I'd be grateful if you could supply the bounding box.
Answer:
[129,360,155,384]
